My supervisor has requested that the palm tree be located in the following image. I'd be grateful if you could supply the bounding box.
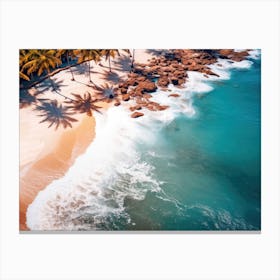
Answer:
[19,50,33,82]
[21,49,61,77]
[34,100,78,130]
[101,49,120,72]
[56,49,76,81]
[65,92,102,116]
[20,71,30,81]
[20,49,73,100]
[73,49,101,83]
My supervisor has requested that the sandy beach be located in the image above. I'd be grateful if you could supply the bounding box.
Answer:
[19,50,155,230]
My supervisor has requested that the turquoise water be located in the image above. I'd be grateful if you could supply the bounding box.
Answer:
[27,54,261,231]
[124,58,261,230]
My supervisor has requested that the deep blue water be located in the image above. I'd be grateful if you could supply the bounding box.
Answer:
[124,58,261,230]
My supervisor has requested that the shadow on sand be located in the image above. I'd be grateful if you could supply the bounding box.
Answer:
[35,77,67,95]
[114,55,132,72]
[101,71,123,84]
[34,99,78,130]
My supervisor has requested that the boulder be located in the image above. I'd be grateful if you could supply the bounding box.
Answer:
[168,93,180,98]
[219,49,234,57]
[120,87,127,94]
[178,78,185,86]
[143,93,152,99]
[114,100,121,106]
[126,78,138,87]
[130,105,142,111]
[157,76,169,87]
[137,81,157,93]
[122,94,130,101]
[131,111,144,118]
[158,105,169,111]
[170,76,179,85]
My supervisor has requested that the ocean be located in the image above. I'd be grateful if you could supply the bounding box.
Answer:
[26,50,261,231]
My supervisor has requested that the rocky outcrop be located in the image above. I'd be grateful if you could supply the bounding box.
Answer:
[218,49,249,61]
[113,49,249,118]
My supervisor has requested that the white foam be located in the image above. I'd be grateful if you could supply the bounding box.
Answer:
[247,49,261,60]
[26,107,162,230]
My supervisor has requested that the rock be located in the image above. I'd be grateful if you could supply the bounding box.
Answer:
[178,78,185,86]
[126,78,138,87]
[219,49,234,57]
[203,69,220,77]
[120,87,127,94]
[157,76,169,87]
[158,105,169,111]
[114,100,121,106]
[122,94,130,101]
[170,76,179,85]
[168,93,180,98]
[137,81,157,93]
[173,70,185,78]
[143,93,152,99]
[128,73,138,78]
[131,111,144,118]
[130,105,142,111]
[136,76,146,82]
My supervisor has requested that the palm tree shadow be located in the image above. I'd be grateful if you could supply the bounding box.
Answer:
[146,49,167,57]
[101,71,123,84]
[74,80,96,89]
[35,77,67,95]
[34,100,78,130]
[72,63,99,76]
[20,90,37,108]
[114,55,132,72]
[72,63,89,75]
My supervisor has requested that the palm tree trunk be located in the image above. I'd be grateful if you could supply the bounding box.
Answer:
[131,49,135,72]
[109,55,112,72]
[66,51,75,81]
[88,61,93,83]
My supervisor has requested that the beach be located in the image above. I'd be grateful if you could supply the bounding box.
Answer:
[19,50,155,230]
[20,49,261,231]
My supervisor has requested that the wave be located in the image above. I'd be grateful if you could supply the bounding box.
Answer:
[26,54,257,231]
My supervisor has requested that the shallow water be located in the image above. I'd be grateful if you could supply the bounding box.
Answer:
[26,51,261,231]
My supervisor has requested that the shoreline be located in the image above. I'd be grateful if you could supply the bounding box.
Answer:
[20,49,259,230]
[20,50,156,230]
[20,114,96,230]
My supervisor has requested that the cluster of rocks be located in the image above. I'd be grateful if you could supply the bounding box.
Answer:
[218,49,250,62]
[113,49,250,118]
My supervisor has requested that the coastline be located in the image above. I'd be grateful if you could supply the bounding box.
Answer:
[20,114,95,230]
[20,49,260,231]
[20,50,155,230]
